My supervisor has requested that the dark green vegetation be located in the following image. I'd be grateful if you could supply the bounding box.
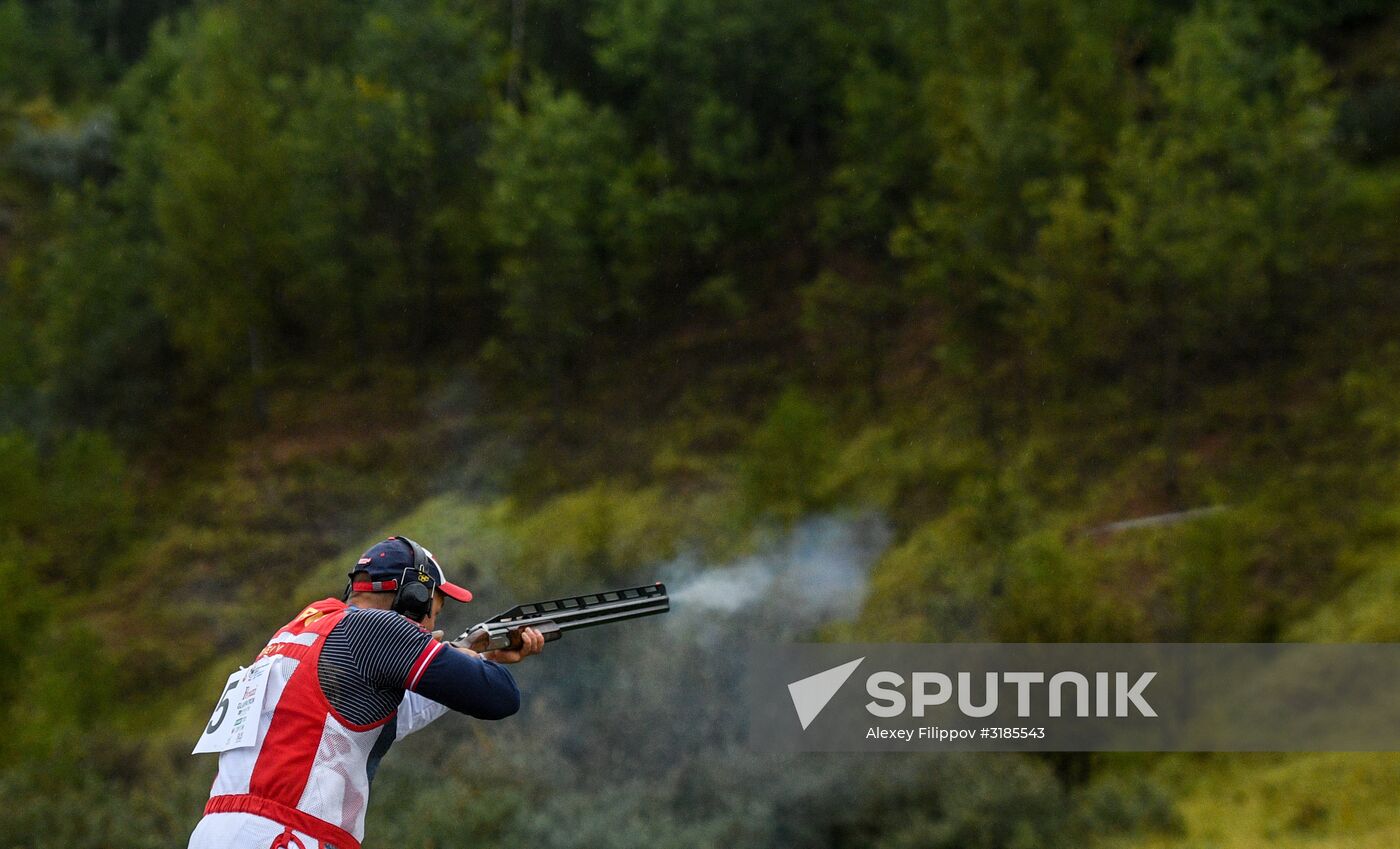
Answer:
[3,0,1400,846]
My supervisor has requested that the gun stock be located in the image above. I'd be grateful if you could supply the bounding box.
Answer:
[456,582,669,651]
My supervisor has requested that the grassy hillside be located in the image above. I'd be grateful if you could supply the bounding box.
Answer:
[8,347,1397,846]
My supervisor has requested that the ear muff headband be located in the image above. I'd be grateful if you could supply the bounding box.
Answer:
[342,536,438,623]
[390,536,435,622]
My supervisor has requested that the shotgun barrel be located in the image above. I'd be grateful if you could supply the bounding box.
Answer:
[455,582,670,651]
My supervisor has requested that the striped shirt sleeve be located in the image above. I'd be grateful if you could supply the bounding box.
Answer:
[331,608,436,689]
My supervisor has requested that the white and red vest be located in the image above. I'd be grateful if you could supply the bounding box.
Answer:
[201,597,441,849]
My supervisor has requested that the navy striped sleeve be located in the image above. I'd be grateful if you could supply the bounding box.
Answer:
[334,608,436,689]
[411,647,521,720]
[319,608,437,726]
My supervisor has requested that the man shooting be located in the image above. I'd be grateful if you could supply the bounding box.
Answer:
[188,536,544,849]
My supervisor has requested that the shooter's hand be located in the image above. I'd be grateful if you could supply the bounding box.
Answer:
[478,626,545,664]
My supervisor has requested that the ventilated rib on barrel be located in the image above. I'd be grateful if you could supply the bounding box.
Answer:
[458,582,669,651]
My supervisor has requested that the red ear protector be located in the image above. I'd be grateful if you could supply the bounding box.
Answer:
[342,536,437,623]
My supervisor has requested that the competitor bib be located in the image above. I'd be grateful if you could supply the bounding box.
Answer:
[192,656,274,754]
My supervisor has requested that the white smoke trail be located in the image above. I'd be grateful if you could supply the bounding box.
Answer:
[663,511,892,628]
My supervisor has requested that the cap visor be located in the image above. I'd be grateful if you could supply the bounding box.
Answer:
[440,581,473,603]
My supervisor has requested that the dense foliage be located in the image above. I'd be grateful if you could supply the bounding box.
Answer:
[3,0,1400,847]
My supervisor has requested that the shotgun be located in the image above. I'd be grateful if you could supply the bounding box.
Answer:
[454,582,669,651]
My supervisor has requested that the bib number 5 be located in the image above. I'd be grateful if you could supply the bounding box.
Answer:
[205,678,239,734]
[191,657,274,755]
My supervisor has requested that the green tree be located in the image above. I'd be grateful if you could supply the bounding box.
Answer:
[0,0,105,102]
[1107,4,1341,371]
[884,0,1136,437]
[587,0,842,280]
[739,388,836,521]
[31,188,171,433]
[150,9,337,403]
[0,1,48,101]
[480,80,664,393]
[283,67,432,360]
[336,0,505,356]
[1016,3,1343,460]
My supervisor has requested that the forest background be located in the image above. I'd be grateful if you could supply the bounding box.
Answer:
[2,0,1399,846]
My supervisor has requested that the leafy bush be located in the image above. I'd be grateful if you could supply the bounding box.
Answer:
[740,389,837,522]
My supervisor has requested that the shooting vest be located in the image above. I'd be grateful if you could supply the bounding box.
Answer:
[202,597,429,849]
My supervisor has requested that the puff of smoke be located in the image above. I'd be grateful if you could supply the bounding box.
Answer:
[662,510,892,641]
[478,512,894,776]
